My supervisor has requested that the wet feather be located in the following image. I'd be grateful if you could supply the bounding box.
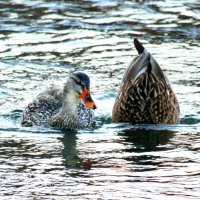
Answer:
[112,39,180,124]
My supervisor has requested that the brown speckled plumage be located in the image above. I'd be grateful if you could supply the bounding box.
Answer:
[112,39,180,124]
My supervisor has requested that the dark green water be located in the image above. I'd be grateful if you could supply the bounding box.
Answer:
[0,0,200,199]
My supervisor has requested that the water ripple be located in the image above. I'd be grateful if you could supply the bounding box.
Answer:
[0,0,200,199]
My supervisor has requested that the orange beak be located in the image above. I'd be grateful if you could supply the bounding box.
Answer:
[80,89,97,110]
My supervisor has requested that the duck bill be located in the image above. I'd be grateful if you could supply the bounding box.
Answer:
[80,89,97,110]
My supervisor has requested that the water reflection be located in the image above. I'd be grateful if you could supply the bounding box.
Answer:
[0,0,200,199]
[118,127,175,151]
[114,127,175,172]
[59,131,80,169]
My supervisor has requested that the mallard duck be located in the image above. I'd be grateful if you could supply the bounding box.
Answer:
[112,39,180,124]
[21,71,97,130]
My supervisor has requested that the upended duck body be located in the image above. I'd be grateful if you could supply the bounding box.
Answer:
[112,39,180,124]
[21,71,97,130]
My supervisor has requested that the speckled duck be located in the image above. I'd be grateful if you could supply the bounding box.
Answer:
[112,39,180,124]
[22,71,97,130]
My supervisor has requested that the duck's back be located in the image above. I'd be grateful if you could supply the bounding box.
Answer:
[21,87,63,127]
[112,39,180,124]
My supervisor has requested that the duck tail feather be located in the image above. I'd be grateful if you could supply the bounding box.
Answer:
[134,39,145,54]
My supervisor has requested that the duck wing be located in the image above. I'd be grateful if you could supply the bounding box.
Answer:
[21,87,63,127]
[112,39,180,124]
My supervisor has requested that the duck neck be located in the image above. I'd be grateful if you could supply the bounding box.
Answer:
[62,90,80,114]
[50,90,81,130]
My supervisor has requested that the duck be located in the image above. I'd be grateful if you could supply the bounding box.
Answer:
[112,39,180,124]
[21,71,97,130]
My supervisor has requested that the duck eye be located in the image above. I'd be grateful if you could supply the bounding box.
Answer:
[75,79,81,84]
[71,77,84,88]
[85,93,89,98]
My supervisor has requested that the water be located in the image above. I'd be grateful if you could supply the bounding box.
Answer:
[0,0,200,199]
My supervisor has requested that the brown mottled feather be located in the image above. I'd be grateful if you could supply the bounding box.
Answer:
[112,39,180,124]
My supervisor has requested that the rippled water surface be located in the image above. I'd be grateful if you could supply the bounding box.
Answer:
[0,0,200,199]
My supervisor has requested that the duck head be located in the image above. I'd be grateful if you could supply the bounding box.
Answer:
[67,71,97,110]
